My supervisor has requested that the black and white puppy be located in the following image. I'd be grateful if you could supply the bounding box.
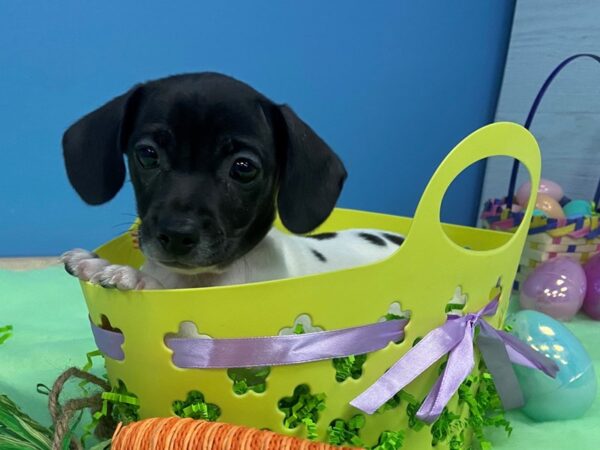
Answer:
[61,73,404,289]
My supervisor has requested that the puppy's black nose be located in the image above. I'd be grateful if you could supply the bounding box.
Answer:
[156,221,200,256]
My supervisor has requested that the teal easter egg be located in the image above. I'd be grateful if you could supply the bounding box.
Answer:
[532,209,546,217]
[505,310,597,421]
[563,200,593,218]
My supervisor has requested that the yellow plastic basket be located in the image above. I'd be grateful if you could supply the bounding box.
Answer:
[81,122,540,448]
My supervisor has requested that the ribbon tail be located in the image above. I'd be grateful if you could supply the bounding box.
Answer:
[350,320,464,414]
[478,323,524,410]
[495,328,559,377]
[416,324,475,424]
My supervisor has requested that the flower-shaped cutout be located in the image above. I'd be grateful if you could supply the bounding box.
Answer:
[227,367,271,395]
[333,354,368,383]
[327,415,366,447]
[489,276,503,300]
[378,301,411,322]
[445,286,468,315]
[100,314,121,333]
[278,384,326,439]
[164,321,212,340]
[172,390,221,421]
[279,314,324,335]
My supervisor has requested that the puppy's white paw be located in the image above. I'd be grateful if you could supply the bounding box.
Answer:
[60,249,108,280]
[60,248,96,265]
[89,265,163,290]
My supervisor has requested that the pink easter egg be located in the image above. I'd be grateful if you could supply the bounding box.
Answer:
[516,178,564,206]
[520,257,587,321]
[535,194,565,219]
[515,181,532,206]
[583,253,600,320]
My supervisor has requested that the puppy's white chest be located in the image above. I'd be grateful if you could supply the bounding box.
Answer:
[142,228,404,288]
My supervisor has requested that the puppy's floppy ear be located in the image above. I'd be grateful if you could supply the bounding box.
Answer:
[62,85,143,205]
[275,105,347,234]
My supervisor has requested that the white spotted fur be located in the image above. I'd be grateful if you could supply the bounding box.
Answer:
[61,228,404,290]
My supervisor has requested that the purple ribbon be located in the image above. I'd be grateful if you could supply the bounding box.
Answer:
[166,319,407,368]
[89,317,125,360]
[90,318,408,368]
[350,297,560,423]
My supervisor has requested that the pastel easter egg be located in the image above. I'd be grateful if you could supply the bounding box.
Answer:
[520,257,586,321]
[515,182,532,206]
[539,179,565,201]
[583,253,600,320]
[563,200,593,218]
[535,194,565,219]
[516,178,564,206]
[532,209,545,217]
[506,310,597,421]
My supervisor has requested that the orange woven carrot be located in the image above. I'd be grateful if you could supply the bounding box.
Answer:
[111,417,363,450]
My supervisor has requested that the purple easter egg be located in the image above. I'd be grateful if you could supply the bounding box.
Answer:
[520,257,587,321]
[516,178,564,206]
[583,253,600,320]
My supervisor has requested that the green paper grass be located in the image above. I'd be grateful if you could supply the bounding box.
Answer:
[227,367,271,395]
[411,336,423,347]
[445,303,467,313]
[430,408,465,448]
[370,430,405,450]
[172,391,221,421]
[78,349,111,447]
[293,323,306,334]
[101,380,140,425]
[278,384,326,440]
[458,366,512,450]
[327,414,366,447]
[399,363,512,449]
[0,324,13,345]
[333,310,407,383]
[332,353,368,382]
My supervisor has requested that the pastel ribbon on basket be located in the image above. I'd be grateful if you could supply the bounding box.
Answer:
[350,297,559,423]
[90,297,558,424]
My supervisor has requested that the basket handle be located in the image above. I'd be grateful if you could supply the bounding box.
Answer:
[506,53,600,209]
[405,122,541,254]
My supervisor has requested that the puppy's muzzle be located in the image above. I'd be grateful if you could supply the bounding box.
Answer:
[157,228,197,257]
[155,216,223,258]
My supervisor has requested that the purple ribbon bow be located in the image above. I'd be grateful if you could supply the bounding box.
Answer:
[350,297,559,423]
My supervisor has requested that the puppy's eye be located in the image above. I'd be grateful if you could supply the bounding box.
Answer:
[135,146,159,169]
[230,158,259,183]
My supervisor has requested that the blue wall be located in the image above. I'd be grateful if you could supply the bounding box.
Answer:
[0,0,515,256]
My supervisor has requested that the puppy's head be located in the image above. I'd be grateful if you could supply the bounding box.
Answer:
[63,73,346,272]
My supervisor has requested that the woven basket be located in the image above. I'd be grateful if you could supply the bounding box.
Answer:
[481,54,600,290]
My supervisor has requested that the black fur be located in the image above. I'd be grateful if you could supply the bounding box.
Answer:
[308,232,338,240]
[311,249,327,262]
[62,73,347,270]
[358,232,387,247]
[383,233,405,246]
